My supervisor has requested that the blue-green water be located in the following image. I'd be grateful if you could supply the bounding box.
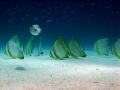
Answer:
[0,0,120,59]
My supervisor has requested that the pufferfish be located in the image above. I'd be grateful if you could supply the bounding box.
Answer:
[30,24,42,36]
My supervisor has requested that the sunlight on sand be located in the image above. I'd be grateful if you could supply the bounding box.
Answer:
[0,54,120,90]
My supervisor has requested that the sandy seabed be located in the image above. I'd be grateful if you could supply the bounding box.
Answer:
[0,53,120,90]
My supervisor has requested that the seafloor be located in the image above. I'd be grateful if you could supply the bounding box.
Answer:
[0,51,120,90]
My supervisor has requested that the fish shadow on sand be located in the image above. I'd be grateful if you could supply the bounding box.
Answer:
[15,66,26,71]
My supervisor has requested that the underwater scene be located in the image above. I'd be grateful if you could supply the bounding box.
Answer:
[0,0,120,90]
